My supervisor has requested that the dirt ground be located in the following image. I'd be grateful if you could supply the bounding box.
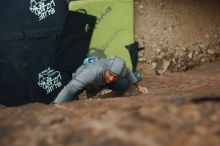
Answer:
[0,0,220,146]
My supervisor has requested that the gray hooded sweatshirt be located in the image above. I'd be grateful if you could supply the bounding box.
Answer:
[53,56,137,103]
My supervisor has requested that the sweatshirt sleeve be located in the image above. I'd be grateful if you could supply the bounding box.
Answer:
[126,68,138,84]
[53,69,95,103]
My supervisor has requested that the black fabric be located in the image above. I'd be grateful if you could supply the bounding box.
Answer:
[0,39,30,106]
[27,36,72,104]
[125,42,145,72]
[0,0,68,37]
[0,34,72,106]
[53,11,97,72]
[0,0,69,106]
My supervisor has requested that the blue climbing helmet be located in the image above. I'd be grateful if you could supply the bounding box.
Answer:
[83,56,98,65]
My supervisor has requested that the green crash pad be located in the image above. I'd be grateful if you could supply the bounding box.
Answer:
[69,0,134,68]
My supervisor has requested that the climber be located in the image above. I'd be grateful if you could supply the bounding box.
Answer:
[52,56,148,103]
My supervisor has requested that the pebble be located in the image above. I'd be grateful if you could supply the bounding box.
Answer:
[199,44,205,49]
[152,62,158,69]
[199,55,211,65]
[139,5,144,9]
[188,52,193,59]
[207,49,215,55]
[138,56,146,62]
[156,58,171,75]
[168,26,172,31]
[205,33,210,39]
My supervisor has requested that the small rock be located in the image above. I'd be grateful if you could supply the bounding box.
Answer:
[156,58,171,75]
[152,61,158,69]
[101,89,112,95]
[139,5,144,9]
[168,26,172,31]
[199,44,205,49]
[195,51,199,55]
[139,51,145,57]
[182,47,186,51]
[188,52,193,59]
[179,52,185,57]
[199,55,211,65]
[207,49,215,55]
[156,48,161,55]
[138,57,146,62]
[205,33,210,39]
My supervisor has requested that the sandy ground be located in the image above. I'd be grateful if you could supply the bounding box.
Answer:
[0,0,220,146]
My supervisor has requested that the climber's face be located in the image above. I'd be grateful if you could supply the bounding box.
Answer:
[104,70,119,83]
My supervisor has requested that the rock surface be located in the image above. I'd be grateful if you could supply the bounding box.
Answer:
[1,0,220,146]
[0,60,220,146]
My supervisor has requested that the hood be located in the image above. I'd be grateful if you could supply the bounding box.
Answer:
[108,56,127,77]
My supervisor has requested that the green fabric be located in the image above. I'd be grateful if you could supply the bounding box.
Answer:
[69,0,134,68]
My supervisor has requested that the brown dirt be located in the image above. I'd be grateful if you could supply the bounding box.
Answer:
[0,0,220,146]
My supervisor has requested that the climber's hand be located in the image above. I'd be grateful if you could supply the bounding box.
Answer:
[137,84,148,94]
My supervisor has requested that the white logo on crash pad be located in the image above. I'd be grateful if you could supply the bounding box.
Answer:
[30,0,56,21]
[38,67,62,94]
